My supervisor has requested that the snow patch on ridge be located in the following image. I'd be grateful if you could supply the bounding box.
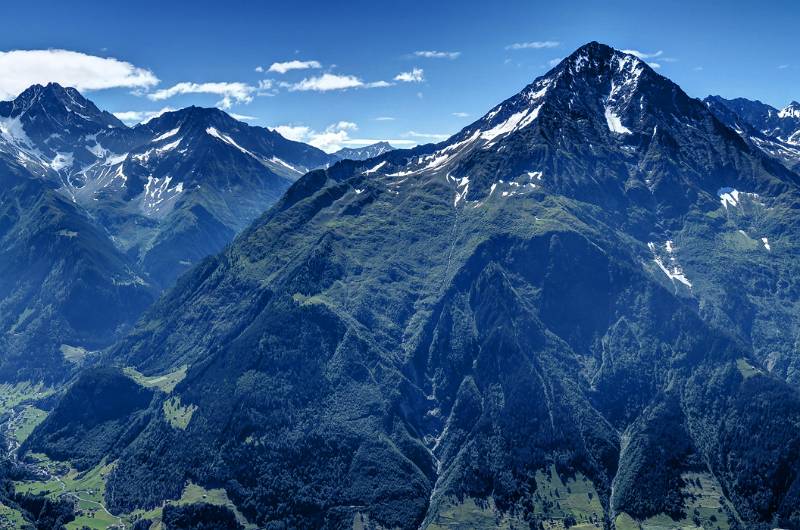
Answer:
[605,108,632,134]
[153,127,180,142]
[648,241,692,288]
[480,103,544,141]
[717,187,760,210]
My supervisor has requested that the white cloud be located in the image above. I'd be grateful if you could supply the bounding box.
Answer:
[394,68,424,83]
[309,122,363,151]
[230,113,258,121]
[255,66,264,73]
[365,80,393,88]
[0,49,159,100]
[273,121,356,152]
[267,60,322,74]
[274,125,312,142]
[693,66,704,71]
[257,79,277,96]
[778,64,790,70]
[506,41,559,50]
[147,82,255,109]
[548,58,563,67]
[404,130,450,141]
[286,73,391,92]
[113,107,174,125]
[274,121,419,153]
[452,112,470,118]
[375,116,395,121]
[333,120,358,131]
[648,62,662,69]
[414,50,460,59]
[622,49,664,60]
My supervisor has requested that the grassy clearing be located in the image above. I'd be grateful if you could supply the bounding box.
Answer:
[721,230,760,252]
[530,465,603,528]
[428,466,602,530]
[617,472,735,530]
[0,381,53,414]
[123,482,255,530]
[123,364,188,393]
[0,502,26,529]
[66,508,122,530]
[426,496,527,529]
[15,456,255,529]
[15,456,120,529]
[735,358,761,379]
[15,459,113,506]
[12,406,48,443]
[162,396,197,429]
[60,344,93,363]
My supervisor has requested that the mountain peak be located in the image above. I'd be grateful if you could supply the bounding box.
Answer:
[150,105,238,130]
[779,101,800,119]
[556,41,653,80]
[333,141,396,161]
[0,82,125,129]
[447,42,660,152]
[569,40,615,59]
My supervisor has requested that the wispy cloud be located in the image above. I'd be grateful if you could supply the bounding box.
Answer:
[375,116,396,121]
[452,112,470,118]
[394,68,424,83]
[263,59,322,74]
[506,41,559,50]
[0,49,159,100]
[284,73,391,92]
[257,79,277,96]
[147,82,255,108]
[404,130,450,141]
[621,50,670,70]
[693,66,704,71]
[113,107,174,125]
[548,57,563,67]
[414,50,461,59]
[622,49,663,60]
[230,113,258,121]
[778,64,790,70]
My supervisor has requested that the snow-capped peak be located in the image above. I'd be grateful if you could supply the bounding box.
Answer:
[778,101,800,119]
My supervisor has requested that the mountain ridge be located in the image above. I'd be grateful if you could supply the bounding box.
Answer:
[0,83,337,382]
[26,42,800,529]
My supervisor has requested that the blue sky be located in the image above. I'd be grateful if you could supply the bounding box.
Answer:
[1,0,798,152]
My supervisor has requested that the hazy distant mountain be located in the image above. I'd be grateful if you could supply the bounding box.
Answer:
[32,43,800,529]
[705,95,800,171]
[0,84,335,381]
[333,141,395,161]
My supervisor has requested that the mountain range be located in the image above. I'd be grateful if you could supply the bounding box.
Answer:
[4,42,800,530]
[0,84,341,382]
[704,95,800,172]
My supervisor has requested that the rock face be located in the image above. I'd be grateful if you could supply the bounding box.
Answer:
[0,84,335,382]
[27,43,800,529]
